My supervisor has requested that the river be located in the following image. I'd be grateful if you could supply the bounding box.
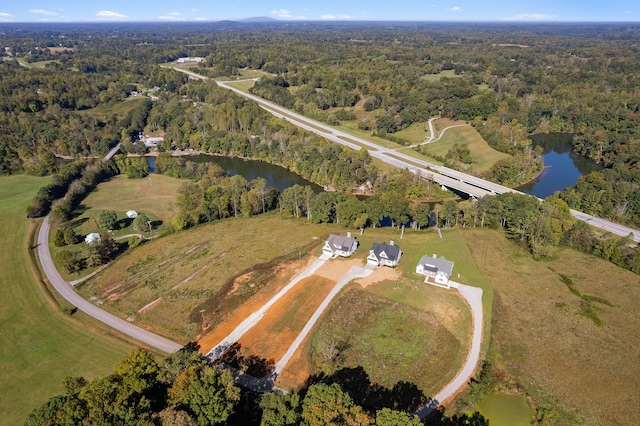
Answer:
[147,154,323,193]
[519,133,601,199]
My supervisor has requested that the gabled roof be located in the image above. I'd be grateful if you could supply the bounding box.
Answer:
[370,242,402,262]
[418,254,454,277]
[326,234,356,252]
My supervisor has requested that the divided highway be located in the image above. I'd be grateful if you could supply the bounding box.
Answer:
[170,66,640,243]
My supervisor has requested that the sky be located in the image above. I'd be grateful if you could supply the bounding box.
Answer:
[0,1,638,23]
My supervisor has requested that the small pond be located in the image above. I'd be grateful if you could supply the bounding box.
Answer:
[518,133,601,199]
[148,154,323,193]
[477,394,535,426]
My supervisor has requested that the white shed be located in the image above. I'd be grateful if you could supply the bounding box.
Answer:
[126,210,139,219]
[85,232,101,245]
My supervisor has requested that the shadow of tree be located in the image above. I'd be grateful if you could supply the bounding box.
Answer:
[218,342,275,379]
[303,366,429,413]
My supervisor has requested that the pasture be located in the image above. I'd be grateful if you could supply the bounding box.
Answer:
[0,176,132,424]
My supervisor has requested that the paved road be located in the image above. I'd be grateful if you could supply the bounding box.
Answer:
[415,283,484,418]
[37,216,182,354]
[103,143,121,161]
[170,67,640,242]
[205,254,330,360]
[273,265,374,375]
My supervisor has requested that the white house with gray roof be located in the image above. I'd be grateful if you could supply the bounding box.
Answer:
[416,254,454,287]
[323,233,358,258]
[367,241,402,267]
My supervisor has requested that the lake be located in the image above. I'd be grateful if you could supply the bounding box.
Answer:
[147,154,323,193]
[518,133,601,199]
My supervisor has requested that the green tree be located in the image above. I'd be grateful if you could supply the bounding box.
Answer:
[133,212,152,233]
[301,383,372,426]
[260,392,301,426]
[186,366,240,425]
[375,407,422,426]
[97,209,118,230]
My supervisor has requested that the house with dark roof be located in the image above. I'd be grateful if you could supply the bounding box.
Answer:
[367,241,402,267]
[323,233,358,258]
[416,254,454,287]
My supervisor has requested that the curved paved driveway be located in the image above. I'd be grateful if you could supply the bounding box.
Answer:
[415,283,483,418]
[37,216,182,354]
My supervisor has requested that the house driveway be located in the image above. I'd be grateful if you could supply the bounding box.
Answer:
[415,282,484,418]
[205,254,329,360]
[273,265,374,376]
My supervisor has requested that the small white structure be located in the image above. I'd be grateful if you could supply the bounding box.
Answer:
[323,233,358,258]
[367,241,402,267]
[143,136,164,148]
[126,210,139,219]
[85,232,101,245]
[416,254,454,287]
[176,57,203,63]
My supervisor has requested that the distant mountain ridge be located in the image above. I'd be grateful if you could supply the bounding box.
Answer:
[237,17,278,23]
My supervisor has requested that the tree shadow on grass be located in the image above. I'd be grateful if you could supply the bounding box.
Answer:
[218,342,275,379]
[304,366,428,413]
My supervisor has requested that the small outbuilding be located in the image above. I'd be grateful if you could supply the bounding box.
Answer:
[85,232,101,245]
[323,233,358,258]
[126,210,139,219]
[367,241,402,267]
[416,254,454,287]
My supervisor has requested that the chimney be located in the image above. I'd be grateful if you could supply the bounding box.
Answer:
[390,240,395,246]
[347,231,351,238]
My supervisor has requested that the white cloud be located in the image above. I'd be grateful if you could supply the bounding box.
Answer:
[503,13,557,21]
[30,9,59,16]
[194,17,207,21]
[320,14,352,20]
[0,11,13,21]
[96,10,128,20]
[270,9,305,20]
[447,6,462,12]
[159,12,185,21]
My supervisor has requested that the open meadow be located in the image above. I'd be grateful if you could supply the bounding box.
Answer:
[0,176,133,424]
[463,229,640,425]
[414,119,509,173]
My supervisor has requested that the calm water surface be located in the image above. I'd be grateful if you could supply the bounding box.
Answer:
[148,154,322,193]
[519,133,601,198]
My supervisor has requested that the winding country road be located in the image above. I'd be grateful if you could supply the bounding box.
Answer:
[37,216,182,354]
[415,283,484,418]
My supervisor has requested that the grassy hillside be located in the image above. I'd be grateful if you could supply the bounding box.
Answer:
[414,119,509,172]
[463,229,640,425]
[0,176,132,424]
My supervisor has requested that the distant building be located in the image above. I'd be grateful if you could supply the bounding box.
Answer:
[176,57,203,63]
[416,254,454,287]
[126,210,139,219]
[367,241,402,267]
[323,233,358,258]
[85,232,101,245]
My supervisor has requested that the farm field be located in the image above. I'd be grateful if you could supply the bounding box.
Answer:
[463,229,640,425]
[76,212,342,341]
[0,176,132,425]
[415,119,509,172]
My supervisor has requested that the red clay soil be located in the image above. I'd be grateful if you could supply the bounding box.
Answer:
[236,275,336,363]
[197,256,318,354]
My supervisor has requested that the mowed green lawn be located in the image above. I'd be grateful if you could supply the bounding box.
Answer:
[0,176,132,424]
[416,119,509,172]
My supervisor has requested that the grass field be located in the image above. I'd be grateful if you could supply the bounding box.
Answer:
[309,287,468,396]
[463,229,640,425]
[76,97,149,122]
[419,119,509,172]
[420,69,461,82]
[224,80,256,92]
[394,122,430,144]
[477,394,535,426]
[76,213,342,341]
[0,176,133,425]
